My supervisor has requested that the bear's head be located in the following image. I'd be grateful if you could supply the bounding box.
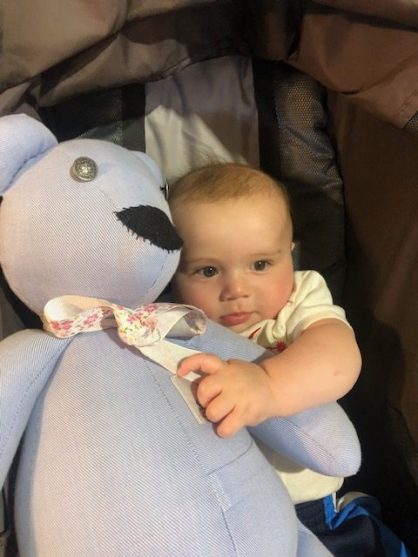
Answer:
[0,114,182,316]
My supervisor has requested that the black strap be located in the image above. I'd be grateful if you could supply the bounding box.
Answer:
[39,83,146,150]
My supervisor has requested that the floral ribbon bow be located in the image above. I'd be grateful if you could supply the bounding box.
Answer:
[43,296,206,381]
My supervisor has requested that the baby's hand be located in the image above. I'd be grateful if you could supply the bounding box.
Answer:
[177,354,275,438]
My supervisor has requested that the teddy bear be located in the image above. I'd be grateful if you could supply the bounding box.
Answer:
[0,114,360,556]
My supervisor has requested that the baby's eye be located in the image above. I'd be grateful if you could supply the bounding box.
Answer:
[195,266,218,278]
[252,260,270,271]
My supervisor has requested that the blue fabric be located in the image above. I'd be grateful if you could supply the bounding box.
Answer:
[296,494,411,557]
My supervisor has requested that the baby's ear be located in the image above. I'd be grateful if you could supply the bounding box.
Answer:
[291,242,295,251]
[0,114,57,195]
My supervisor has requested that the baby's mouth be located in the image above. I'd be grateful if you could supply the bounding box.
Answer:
[220,312,252,327]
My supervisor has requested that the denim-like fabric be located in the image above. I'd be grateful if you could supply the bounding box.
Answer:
[297,495,412,557]
[13,331,300,556]
[0,329,69,487]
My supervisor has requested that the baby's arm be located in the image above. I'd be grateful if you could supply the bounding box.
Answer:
[177,317,361,438]
[260,317,361,414]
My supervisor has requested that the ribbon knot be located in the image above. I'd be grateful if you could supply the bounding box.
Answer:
[43,296,206,378]
[112,306,162,347]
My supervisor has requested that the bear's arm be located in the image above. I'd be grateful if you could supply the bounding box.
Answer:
[0,329,71,486]
[173,320,361,478]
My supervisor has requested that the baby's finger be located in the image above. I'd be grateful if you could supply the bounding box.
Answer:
[204,394,235,424]
[196,375,223,408]
[177,353,223,378]
[216,409,246,438]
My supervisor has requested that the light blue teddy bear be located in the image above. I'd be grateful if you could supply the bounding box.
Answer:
[0,114,360,556]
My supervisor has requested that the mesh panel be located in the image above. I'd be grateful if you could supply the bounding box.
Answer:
[274,65,345,300]
[254,61,345,301]
[405,112,418,135]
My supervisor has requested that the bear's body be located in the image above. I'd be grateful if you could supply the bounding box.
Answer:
[11,330,296,556]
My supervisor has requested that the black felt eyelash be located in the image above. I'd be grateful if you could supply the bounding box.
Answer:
[115,205,182,252]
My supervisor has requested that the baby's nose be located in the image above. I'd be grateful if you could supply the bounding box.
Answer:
[221,274,249,300]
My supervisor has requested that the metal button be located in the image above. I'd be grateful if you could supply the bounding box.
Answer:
[160,180,169,200]
[70,157,97,182]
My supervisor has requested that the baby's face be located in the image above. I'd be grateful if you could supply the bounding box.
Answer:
[171,192,294,333]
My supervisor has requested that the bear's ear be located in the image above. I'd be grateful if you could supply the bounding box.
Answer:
[0,114,58,195]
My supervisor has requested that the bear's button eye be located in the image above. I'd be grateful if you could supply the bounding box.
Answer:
[160,180,169,200]
[70,157,97,182]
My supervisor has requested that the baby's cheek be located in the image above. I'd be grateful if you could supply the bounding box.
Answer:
[261,292,288,320]
[184,286,215,316]
[172,276,196,305]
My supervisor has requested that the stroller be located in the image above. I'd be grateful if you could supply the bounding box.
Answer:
[0,1,417,555]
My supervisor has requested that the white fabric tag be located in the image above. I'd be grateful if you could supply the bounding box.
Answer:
[171,375,208,424]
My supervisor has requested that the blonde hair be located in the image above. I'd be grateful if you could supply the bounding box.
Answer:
[168,162,290,210]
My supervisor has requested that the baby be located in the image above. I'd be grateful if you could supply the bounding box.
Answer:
[167,162,413,557]
[168,162,361,439]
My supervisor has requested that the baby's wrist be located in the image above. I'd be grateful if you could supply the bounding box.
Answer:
[256,361,287,417]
